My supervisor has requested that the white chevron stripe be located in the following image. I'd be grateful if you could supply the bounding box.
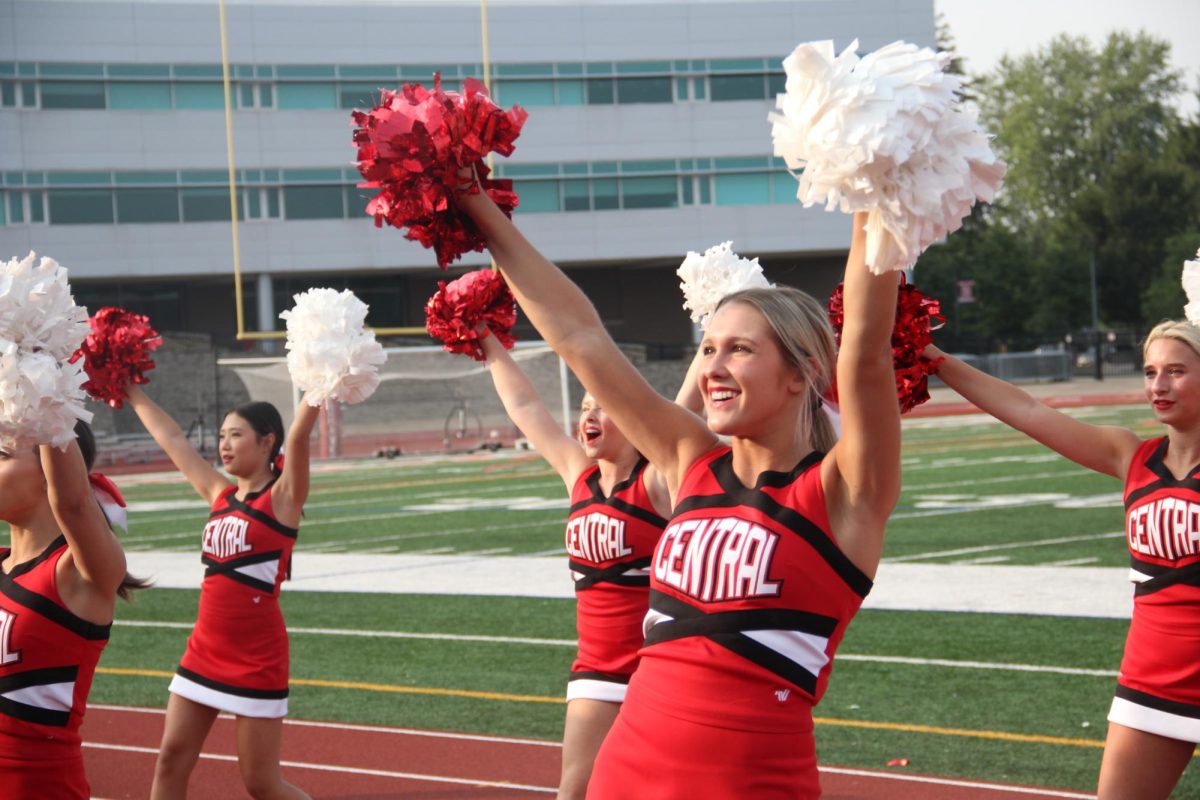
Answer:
[743,629,830,677]
[235,559,280,585]
[1128,567,1153,583]
[4,680,74,712]
[642,607,673,637]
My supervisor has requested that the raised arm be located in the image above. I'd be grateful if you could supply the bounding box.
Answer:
[270,397,322,525]
[457,190,716,494]
[481,331,591,489]
[674,345,705,416]
[823,213,902,570]
[125,384,229,504]
[42,441,126,599]
[927,345,1140,478]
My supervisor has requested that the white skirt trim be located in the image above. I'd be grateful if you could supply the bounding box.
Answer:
[566,678,627,704]
[169,673,288,718]
[1109,695,1200,744]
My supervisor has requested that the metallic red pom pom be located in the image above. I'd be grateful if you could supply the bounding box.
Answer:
[71,307,163,408]
[352,74,528,269]
[425,269,518,361]
[828,276,944,413]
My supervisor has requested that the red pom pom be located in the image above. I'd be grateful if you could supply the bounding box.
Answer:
[828,277,944,414]
[425,269,518,360]
[352,74,528,269]
[71,307,163,409]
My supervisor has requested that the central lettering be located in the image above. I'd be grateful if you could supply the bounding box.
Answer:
[653,516,780,601]
[202,516,253,559]
[0,608,20,666]
[565,512,632,563]
[1127,497,1200,561]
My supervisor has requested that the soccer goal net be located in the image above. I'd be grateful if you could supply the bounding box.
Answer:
[218,342,573,457]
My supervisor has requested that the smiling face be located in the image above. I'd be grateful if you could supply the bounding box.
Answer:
[1144,337,1200,429]
[218,412,275,478]
[578,393,632,461]
[0,444,45,524]
[699,301,807,437]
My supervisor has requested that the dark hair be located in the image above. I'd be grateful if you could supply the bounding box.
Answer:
[74,419,152,601]
[226,401,285,473]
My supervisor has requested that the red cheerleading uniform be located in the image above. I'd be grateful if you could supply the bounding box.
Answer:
[0,536,109,800]
[1109,437,1200,742]
[587,447,872,800]
[565,458,667,703]
[169,480,297,718]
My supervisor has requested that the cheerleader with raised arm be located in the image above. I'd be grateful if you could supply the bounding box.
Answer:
[925,251,1200,799]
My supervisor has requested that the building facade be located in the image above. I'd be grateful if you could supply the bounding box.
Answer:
[1,0,935,351]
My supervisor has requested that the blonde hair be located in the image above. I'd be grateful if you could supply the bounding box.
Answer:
[1144,320,1200,361]
[716,286,838,452]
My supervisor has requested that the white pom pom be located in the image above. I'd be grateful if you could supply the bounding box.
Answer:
[0,252,93,449]
[280,288,387,406]
[1183,248,1200,325]
[677,242,771,328]
[769,39,1007,274]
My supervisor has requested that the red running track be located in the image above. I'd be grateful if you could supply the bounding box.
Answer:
[82,705,1092,799]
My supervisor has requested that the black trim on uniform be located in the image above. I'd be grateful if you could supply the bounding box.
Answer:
[0,664,78,726]
[567,671,631,685]
[569,458,669,529]
[209,480,298,539]
[1115,684,1200,720]
[644,590,837,695]
[0,535,69,579]
[202,550,283,594]
[1131,558,1200,596]
[0,575,111,641]
[672,451,872,598]
[569,558,651,590]
[1125,439,1200,509]
[175,665,289,700]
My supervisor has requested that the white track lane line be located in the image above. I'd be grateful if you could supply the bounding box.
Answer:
[91,704,561,747]
[85,708,1093,798]
[82,742,556,793]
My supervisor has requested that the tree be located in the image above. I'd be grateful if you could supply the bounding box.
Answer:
[974,31,1193,331]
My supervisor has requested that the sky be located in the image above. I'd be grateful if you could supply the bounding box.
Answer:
[937,0,1199,114]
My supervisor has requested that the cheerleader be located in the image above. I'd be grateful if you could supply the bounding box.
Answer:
[927,323,1200,800]
[478,329,672,798]
[458,183,899,797]
[125,386,319,800]
[0,421,141,799]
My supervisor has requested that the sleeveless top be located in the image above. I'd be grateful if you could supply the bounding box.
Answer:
[636,447,872,732]
[0,536,109,758]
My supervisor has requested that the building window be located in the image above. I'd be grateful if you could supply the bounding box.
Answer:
[238,82,275,110]
[40,81,106,109]
[615,77,672,104]
[281,186,344,219]
[495,80,556,107]
[585,79,615,105]
[276,82,336,110]
[715,173,771,206]
[182,188,233,222]
[243,187,282,221]
[338,83,382,110]
[115,188,180,223]
[710,74,768,102]
[108,82,172,109]
[621,176,678,209]
[514,181,561,213]
[1,81,38,108]
[48,190,114,224]
[175,82,225,110]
